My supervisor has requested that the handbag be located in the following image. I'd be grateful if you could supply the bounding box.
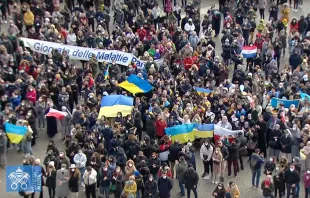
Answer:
[110,184,116,191]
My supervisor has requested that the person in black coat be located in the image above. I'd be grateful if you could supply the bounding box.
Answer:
[225,140,239,177]
[284,164,300,198]
[236,133,247,170]
[46,162,57,198]
[264,156,276,175]
[45,102,58,138]
[68,165,80,196]
[279,129,293,163]
[100,123,114,153]
[273,165,285,198]
[256,116,267,158]
[168,140,181,178]
[184,166,199,198]
[144,174,158,198]
[158,172,173,198]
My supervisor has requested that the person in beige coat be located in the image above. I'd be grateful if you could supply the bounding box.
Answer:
[212,147,223,184]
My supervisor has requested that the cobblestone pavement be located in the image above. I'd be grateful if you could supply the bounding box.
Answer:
[0,0,309,197]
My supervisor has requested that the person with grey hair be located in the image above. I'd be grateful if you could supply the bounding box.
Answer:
[60,106,72,139]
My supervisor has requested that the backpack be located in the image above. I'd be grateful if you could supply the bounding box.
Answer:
[136,176,144,189]
[250,155,258,170]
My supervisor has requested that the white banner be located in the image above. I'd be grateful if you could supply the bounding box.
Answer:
[20,37,152,67]
[214,125,244,136]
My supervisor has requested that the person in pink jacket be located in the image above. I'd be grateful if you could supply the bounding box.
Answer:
[26,86,37,103]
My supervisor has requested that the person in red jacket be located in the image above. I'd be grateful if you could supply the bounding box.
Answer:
[290,17,299,33]
[156,116,167,139]
[26,86,37,103]
[137,26,147,41]
[183,54,194,70]
[254,34,264,51]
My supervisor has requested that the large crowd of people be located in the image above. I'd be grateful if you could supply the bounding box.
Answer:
[1,0,310,198]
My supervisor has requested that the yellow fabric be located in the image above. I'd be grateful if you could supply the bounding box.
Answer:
[24,11,34,26]
[171,132,195,144]
[98,105,133,118]
[193,129,213,138]
[300,149,307,160]
[7,133,24,144]
[118,81,144,95]
[123,182,137,197]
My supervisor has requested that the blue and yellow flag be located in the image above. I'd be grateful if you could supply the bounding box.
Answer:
[5,122,27,144]
[300,91,310,100]
[194,86,211,96]
[165,124,195,144]
[98,95,133,118]
[104,64,110,80]
[193,124,214,138]
[118,74,153,94]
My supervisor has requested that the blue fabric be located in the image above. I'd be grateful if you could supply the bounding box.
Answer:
[127,74,153,93]
[100,95,134,107]
[252,169,261,187]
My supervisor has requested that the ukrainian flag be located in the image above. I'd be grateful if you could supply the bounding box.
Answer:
[193,124,214,138]
[117,74,153,95]
[165,124,195,144]
[104,64,110,80]
[194,86,211,96]
[98,95,133,118]
[4,122,27,144]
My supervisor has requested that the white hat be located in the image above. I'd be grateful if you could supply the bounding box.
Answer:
[70,164,76,169]
[102,91,109,96]
[188,18,192,21]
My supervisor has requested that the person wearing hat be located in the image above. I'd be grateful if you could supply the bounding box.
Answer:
[56,164,71,198]
[134,171,144,198]
[68,164,80,198]
[46,161,57,198]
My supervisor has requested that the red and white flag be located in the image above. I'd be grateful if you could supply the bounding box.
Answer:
[214,125,244,143]
[46,108,68,119]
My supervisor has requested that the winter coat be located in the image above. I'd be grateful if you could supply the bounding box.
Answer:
[148,157,161,175]
[158,177,173,195]
[200,144,214,161]
[144,180,158,197]
[156,119,167,137]
[176,161,188,183]
[169,143,182,162]
[304,172,310,188]
[55,169,70,197]
[261,180,274,197]
[279,134,292,153]
[46,169,57,189]
[184,168,199,189]
[68,174,79,192]
[273,171,285,190]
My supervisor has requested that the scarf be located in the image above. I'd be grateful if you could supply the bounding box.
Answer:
[264,179,271,187]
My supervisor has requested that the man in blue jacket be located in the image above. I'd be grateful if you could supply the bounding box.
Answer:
[251,148,265,188]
